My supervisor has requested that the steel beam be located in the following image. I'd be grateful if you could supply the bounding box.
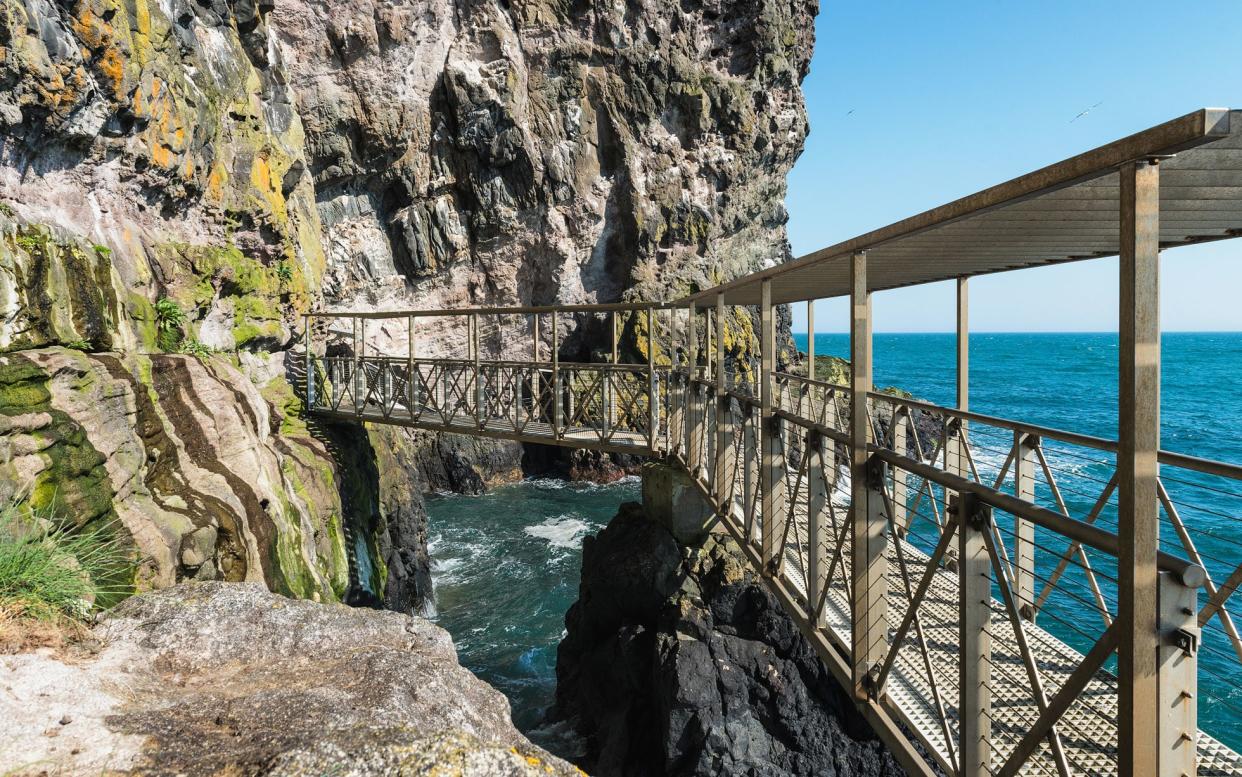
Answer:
[1117,158,1161,777]
[850,251,885,700]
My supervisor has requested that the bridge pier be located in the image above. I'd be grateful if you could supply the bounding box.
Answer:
[641,461,717,546]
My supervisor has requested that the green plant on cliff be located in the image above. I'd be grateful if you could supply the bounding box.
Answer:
[178,338,213,358]
[0,498,132,627]
[155,297,187,352]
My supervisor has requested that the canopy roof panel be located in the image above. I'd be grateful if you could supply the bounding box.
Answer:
[684,108,1241,308]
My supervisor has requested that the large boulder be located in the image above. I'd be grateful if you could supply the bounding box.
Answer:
[551,504,904,777]
[0,582,579,776]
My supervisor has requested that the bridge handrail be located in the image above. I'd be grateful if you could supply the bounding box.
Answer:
[869,446,1207,587]
[775,370,1242,481]
[332,355,675,372]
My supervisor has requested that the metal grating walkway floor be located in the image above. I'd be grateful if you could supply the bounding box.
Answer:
[756,481,1242,776]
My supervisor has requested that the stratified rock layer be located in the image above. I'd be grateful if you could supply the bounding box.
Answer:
[552,503,904,777]
[0,582,580,776]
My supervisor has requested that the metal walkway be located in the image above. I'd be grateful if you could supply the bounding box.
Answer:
[305,109,1242,777]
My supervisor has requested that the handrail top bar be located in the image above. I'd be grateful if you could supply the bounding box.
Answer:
[677,108,1234,308]
[870,447,1207,588]
[307,301,678,319]
[772,370,1242,479]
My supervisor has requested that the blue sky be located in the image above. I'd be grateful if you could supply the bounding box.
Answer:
[785,1,1242,332]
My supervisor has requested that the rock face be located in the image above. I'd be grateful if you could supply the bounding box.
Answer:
[0,581,580,776]
[551,503,903,777]
[275,0,816,316]
[0,0,813,617]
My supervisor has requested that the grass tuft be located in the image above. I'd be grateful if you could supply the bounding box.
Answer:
[0,496,132,648]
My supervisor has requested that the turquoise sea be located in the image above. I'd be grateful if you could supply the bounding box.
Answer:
[428,332,1242,753]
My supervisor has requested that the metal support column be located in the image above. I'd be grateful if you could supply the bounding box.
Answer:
[715,293,731,505]
[605,311,617,438]
[760,278,786,572]
[1157,571,1199,777]
[947,278,969,490]
[850,251,885,700]
[1118,158,1161,777]
[352,316,363,414]
[807,300,815,381]
[891,408,909,536]
[406,315,416,418]
[808,431,827,628]
[472,313,482,427]
[1014,431,1038,620]
[552,313,562,437]
[303,316,314,410]
[685,303,697,461]
[647,306,658,452]
[957,492,993,777]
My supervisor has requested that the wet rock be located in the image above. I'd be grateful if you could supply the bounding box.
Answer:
[551,505,904,777]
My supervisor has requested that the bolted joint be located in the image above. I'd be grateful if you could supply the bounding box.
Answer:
[865,455,888,490]
[807,429,823,452]
[766,414,783,436]
[1171,627,1200,658]
[862,663,884,701]
[967,501,993,531]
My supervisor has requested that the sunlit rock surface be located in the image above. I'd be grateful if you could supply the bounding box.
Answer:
[0,582,580,776]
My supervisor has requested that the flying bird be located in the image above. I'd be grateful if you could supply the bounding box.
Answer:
[1071,101,1104,123]
[845,109,855,118]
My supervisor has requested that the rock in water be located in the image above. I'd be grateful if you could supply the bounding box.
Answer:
[0,582,579,776]
[552,503,904,777]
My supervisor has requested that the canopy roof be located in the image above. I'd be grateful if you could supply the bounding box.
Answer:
[683,108,1241,308]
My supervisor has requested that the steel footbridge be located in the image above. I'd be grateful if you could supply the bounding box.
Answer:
[305,109,1242,777]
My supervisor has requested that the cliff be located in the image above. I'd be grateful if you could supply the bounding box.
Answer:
[0,0,815,611]
[0,581,580,775]
[551,502,903,777]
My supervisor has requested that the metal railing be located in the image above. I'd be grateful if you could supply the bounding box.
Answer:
[303,310,1242,776]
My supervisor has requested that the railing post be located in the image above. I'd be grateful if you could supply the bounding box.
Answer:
[760,278,786,573]
[806,299,815,381]
[808,431,827,628]
[890,408,909,536]
[850,251,885,700]
[1158,571,1198,777]
[715,293,731,506]
[407,314,416,418]
[352,316,363,415]
[1118,157,1160,777]
[955,492,993,777]
[472,313,482,427]
[647,306,657,452]
[606,311,617,436]
[1014,431,1038,620]
[552,312,562,437]
[685,303,696,460]
[743,403,757,540]
[303,315,314,410]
